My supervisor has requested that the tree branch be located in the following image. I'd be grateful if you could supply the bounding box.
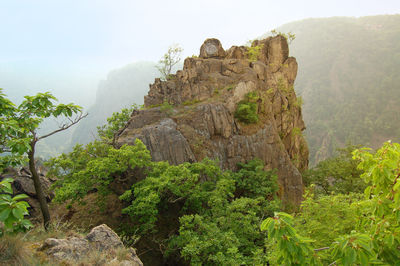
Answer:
[314,246,331,252]
[37,112,87,141]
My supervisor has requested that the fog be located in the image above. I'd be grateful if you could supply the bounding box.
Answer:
[1,0,399,107]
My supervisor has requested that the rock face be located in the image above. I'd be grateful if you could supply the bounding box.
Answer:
[40,224,143,265]
[116,36,308,205]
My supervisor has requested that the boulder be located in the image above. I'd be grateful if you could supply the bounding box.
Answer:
[199,38,226,58]
[85,224,124,251]
[40,224,143,265]
[40,237,90,261]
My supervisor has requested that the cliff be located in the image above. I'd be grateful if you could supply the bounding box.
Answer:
[115,36,308,205]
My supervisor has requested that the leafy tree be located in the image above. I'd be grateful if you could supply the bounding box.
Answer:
[0,178,33,236]
[0,89,86,230]
[156,44,183,81]
[294,190,369,249]
[47,105,148,207]
[96,104,139,144]
[120,159,279,264]
[303,144,366,195]
[48,139,152,207]
[262,141,400,265]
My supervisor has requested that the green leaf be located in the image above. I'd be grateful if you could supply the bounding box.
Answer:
[0,208,11,221]
[12,207,24,220]
[12,194,29,201]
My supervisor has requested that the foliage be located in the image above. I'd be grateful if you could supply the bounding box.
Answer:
[120,158,279,265]
[97,104,138,143]
[0,89,85,229]
[182,99,200,106]
[262,141,400,265]
[47,139,151,206]
[294,190,369,249]
[0,178,33,236]
[291,127,302,138]
[352,141,400,264]
[246,44,263,62]
[156,44,183,81]
[48,104,149,207]
[270,29,296,44]
[261,212,319,265]
[234,92,260,124]
[293,96,303,107]
[303,144,366,195]
[160,100,173,115]
[225,84,234,91]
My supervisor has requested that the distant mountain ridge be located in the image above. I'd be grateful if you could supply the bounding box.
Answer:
[273,14,400,164]
[70,61,159,146]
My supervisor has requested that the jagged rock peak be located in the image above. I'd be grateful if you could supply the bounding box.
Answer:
[116,36,308,206]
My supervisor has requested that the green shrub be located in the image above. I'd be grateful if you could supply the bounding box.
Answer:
[225,84,234,91]
[234,92,260,124]
[294,96,304,107]
[291,127,302,138]
[182,99,200,106]
[120,159,279,265]
[160,100,173,115]
[235,101,258,124]
[0,178,33,236]
[246,44,263,62]
[303,144,365,195]
[262,141,400,265]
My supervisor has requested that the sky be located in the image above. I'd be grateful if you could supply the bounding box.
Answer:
[1,0,400,106]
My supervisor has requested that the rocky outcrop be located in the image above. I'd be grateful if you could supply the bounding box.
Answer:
[0,166,54,220]
[40,224,143,265]
[116,36,308,205]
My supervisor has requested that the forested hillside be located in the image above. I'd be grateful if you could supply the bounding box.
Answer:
[276,15,400,164]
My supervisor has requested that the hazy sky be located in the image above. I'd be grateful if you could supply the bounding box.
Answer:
[1,0,399,105]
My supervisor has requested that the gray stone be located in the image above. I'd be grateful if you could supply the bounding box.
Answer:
[40,224,143,265]
[85,224,124,251]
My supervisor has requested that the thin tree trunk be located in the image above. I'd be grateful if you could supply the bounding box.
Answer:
[28,141,51,230]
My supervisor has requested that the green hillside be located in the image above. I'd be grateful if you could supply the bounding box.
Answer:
[276,15,400,164]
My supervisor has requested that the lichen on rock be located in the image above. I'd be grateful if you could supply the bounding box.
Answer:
[115,36,308,206]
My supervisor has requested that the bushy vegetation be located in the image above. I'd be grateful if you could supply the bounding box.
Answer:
[48,140,151,207]
[234,91,260,124]
[303,144,366,195]
[121,159,279,265]
[246,43,263,62]
[4,86,400,265]
[263,141,400,265]
[45,105,279,264]
[0,178,33,236]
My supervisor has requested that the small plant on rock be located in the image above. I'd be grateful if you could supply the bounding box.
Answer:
[246,44,263,62]
[234,92,260,124]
